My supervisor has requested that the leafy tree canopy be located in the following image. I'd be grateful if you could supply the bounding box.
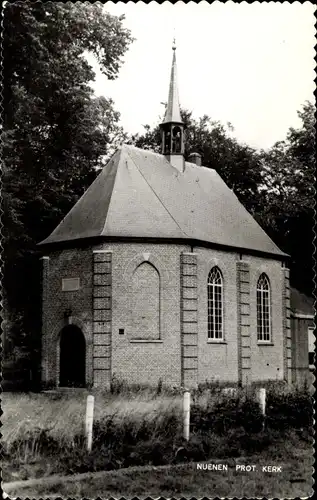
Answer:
[258,101,315,295]
[2,2,133,361]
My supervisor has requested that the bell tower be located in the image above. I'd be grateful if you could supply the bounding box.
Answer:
[160,40,184,172]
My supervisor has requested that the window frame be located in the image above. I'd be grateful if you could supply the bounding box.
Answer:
[256,273,272,344]
[207,266,224,342]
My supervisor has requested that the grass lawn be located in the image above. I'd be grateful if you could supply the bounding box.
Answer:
[2,388,313,498]
[2,389,182,448]
[4,445,313,499]
[2,389,183,482]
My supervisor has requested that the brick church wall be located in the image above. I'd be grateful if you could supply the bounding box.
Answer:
[131,262,160,339]
[93,242,191,387]
[41,247,94,387]
[41,241,286,388]
[93,250,112,387]
[236,260,251,385]
[244,255,285,382]
[180,252,198,388]
[195,247,240,384]
[194,248,285,385]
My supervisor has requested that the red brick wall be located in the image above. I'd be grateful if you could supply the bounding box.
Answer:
[94,242,190,387]
[93,250,112,387]
[41,248,93,387]
[41,242,287,388]
[195,247,240,384]
[244,255,285,382]
[131,262,160,339]
[180,252,198,388]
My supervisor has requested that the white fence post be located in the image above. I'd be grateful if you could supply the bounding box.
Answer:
[258,388,266,429]
[85,394,94,452]
[183,390,190,441]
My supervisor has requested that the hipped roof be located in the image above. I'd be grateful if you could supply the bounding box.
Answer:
[39,145,286,258]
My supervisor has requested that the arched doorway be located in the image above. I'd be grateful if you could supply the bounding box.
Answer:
[59,325,86,387]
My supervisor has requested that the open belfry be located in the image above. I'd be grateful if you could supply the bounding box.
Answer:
[39,42,291,389]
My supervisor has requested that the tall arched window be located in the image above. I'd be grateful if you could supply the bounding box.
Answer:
[132,262,160,339]
[207,267,223,340]
[257,274,271,342]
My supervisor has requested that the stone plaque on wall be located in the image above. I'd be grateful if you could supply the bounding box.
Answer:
[62,277,80,291]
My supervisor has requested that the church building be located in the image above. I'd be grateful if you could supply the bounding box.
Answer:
[39,44,292,389]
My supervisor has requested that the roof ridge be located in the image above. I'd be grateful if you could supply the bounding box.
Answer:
[100,147,123,237]
[184,160,215,172]
[123,144,163,157]
[126,148,189,238]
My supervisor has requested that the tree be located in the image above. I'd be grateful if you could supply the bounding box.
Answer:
[2,2,133,373]
[258,101,315,295]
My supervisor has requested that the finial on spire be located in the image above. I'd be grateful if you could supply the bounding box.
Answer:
[172,36,176,51]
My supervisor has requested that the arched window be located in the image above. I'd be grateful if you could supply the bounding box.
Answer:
[132,262,160,339]
[257,274,271,342]
[164,129,171,154]
[172,126,182,153]
[207,267,223,340]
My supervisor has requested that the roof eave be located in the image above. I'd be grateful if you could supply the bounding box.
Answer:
[160,119,184,126]
[37,235,289,260]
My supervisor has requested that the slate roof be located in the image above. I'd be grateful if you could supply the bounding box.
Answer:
[39,145,286,258]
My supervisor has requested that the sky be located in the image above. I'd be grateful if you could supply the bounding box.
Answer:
[89,1,315,151]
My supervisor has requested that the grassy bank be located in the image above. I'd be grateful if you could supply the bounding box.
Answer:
[2,388,182,481]
[1,383,313,488]
[4,440,313,499]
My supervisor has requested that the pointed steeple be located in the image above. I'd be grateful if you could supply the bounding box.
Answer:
[160,39,185,173]
[161,39,183,125]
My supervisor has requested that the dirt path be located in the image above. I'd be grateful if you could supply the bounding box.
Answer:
[3,462,193,495]
[3,457,312,499]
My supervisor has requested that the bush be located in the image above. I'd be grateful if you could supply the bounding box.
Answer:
[191,391,263,435]
[266,387,313,429]
[8,427,60,463]
[60,410,181,473]
[110,374,127,395]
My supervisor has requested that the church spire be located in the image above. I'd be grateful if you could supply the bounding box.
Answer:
[160,39,185,173]
[161,38,183,125]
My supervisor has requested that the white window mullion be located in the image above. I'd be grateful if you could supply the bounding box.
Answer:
[213,285,216,339]
[257,274,271,343]
[207,267,223,341]
[261,287,264,341]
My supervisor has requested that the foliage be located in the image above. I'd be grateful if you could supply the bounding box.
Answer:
[191,391,264,435]
[258,101,315,295]
[109,373,183,397]
[266,386,313,429]
[2,2,133,367]
[191,384,313,434]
